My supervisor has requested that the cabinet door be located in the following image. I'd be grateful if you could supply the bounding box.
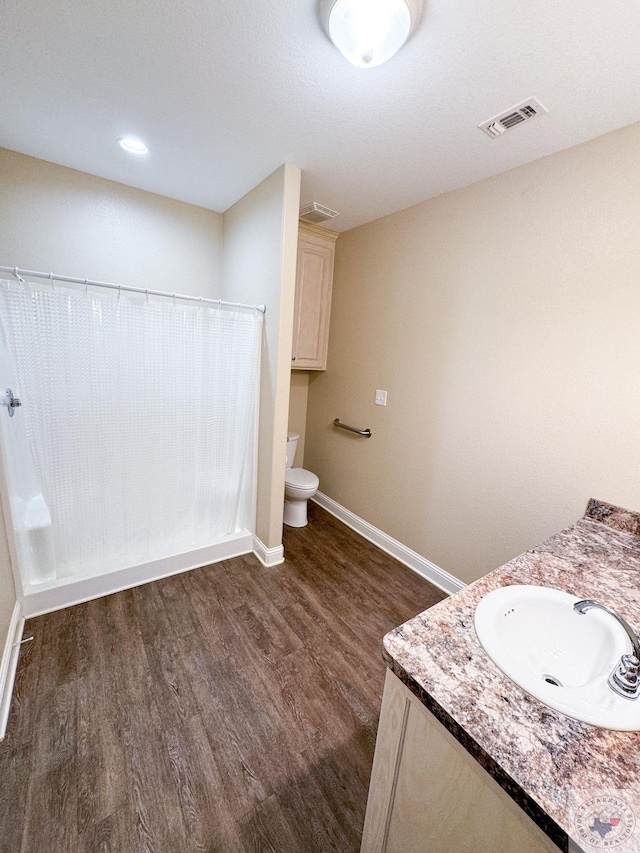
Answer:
[362,670,562,853]
[292,226,336,370]
[385,693,561,853]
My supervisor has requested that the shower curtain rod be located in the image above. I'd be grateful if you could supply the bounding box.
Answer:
[0,266,266,314]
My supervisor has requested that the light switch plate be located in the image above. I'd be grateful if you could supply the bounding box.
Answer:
[375,389,387,406]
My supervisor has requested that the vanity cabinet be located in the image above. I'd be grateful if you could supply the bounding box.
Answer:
[291,221,338,370]
[361,669,561,853]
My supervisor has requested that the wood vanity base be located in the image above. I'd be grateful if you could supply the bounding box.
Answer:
[361,669,562,853]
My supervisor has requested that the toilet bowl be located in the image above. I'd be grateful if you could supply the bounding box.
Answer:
[284,432,319,527]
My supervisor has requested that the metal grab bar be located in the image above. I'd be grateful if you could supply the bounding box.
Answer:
[333,418,372,438]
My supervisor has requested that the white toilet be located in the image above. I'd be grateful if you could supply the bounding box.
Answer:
[284,432,319,527]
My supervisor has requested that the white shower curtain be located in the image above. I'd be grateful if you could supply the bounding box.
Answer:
[0,277,262,584]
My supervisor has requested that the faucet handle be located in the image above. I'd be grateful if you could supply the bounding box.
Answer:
[621,654,640,673]
[610,654,640,699]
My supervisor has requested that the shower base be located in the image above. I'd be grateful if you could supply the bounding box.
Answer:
[20,530,253,617]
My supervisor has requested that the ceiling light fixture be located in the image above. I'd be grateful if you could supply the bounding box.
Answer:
[321,0,422,68]
[117,137,149,155]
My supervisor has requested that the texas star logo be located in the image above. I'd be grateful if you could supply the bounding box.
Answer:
[574,795,635,848]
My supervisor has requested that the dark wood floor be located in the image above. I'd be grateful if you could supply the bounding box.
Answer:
[0,503,445,853]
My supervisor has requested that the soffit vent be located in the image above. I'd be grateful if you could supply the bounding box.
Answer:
[479,97,548,139]
[300,202,339,224]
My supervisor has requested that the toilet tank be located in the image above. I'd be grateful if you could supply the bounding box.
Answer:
[286,432,299,468]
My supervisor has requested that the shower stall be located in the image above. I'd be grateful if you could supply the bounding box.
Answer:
[0,270,263,616]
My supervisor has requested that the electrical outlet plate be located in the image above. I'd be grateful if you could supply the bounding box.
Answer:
[375,390,387,406]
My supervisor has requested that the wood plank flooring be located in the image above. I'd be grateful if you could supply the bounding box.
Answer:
[0,503,445,853]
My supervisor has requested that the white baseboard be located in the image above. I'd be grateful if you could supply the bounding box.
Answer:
[253,536,285,567]
[21,532,254,618]
[0,601,25,740]
[311,492,465,596]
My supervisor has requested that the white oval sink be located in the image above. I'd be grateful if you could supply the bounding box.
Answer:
[474,585,640,730]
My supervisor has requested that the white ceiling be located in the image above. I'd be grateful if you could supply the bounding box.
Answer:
[2,0,640,232]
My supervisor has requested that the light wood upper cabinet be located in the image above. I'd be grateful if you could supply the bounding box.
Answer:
[291,221,338,370]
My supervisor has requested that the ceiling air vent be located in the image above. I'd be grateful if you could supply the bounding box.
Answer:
[300,202,339,224]
[479,98,548,139]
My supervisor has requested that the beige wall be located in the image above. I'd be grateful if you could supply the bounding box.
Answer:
[288,372,310,467]
[0,148,224,643]
[0,148,223,294]
[305,120,640,585]
[222,164,301,550]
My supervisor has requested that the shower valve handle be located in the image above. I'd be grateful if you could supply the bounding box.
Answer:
[2,388,21,417]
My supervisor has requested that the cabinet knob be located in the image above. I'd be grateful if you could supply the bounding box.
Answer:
[291,356,296,361]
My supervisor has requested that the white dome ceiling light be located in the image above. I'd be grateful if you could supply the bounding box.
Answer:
[321,0,422,69]
[117,137,149,155]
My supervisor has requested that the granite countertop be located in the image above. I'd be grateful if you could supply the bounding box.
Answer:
[383,499,640,853]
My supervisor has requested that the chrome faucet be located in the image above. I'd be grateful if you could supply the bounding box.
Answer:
[574,599,640,700]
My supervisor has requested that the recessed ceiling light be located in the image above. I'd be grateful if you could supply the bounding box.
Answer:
[117,137,149,155]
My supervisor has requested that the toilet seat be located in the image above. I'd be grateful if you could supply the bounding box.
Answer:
[285,468,319,490]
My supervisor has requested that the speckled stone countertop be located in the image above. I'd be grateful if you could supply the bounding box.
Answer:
[383,499,640,853]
